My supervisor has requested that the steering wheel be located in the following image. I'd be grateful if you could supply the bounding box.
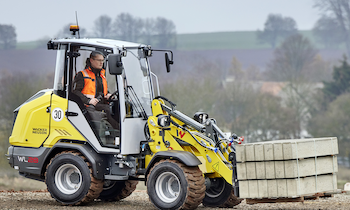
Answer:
[108,90,119,102]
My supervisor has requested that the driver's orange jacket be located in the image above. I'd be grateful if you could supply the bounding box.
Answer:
[81,67,108,99]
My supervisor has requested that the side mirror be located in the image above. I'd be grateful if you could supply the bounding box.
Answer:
[165,52,173,73]
[108,54,124,75]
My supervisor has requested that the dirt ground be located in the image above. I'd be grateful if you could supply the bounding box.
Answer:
[1,190,350,210]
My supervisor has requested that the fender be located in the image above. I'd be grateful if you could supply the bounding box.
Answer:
[48,142,110,179]
[145,150,202,178]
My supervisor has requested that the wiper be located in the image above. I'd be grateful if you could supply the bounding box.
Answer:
[125,86,148,120]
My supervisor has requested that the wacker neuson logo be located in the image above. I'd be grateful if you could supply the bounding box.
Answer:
[32,128,47,134]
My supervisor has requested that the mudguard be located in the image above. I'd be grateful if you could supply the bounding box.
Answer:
[145,150,202,177]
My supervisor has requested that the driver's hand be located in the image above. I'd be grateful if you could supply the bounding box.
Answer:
[89,98,99,106]
[105,93,112,100]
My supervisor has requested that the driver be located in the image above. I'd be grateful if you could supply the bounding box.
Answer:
[73,51,119,129]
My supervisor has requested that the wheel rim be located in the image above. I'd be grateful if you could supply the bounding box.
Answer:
[206,178,225,198]
[103,180,116,190]
[155,172,181,203]
[55,164,82,194]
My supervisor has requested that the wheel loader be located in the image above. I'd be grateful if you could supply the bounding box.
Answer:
[6,26,243,209]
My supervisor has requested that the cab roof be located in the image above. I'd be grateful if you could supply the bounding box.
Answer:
[51,38,144,49]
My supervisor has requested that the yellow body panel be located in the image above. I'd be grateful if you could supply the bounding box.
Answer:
[147,99,234,185]
[10,92,51,147]
[43,94,85,147]
[10,91,86,148]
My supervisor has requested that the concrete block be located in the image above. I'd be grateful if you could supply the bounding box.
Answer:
[246,162,256,180]
[248,180,259,198]
[258,180,268,198]
[241,156,338,180]
[256,162,266,179]
[264,144,274,160]
[245,144,255,161]
[236,162,247,180]
[277,179,287,197]
[265,161,275,179]
[267,179,278,197]
[239,180,249,198]
[239,174,338,198]
[236,144,245,162]
[273,143,284,160]
[274,161,285,179]
[237,137,338,162]
[254,144,264,161]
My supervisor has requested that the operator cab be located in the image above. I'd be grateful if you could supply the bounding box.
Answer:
[48,38,163,154]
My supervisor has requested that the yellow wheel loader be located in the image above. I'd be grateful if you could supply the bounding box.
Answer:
[6,26,242,209]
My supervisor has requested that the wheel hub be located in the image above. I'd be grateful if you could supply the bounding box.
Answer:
[155,172,181,203]
[55,164,82,195]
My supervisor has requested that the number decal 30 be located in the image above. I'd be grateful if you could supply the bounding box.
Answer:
[52,108,64,122]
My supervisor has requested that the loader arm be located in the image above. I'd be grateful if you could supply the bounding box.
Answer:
[146,98,236,185]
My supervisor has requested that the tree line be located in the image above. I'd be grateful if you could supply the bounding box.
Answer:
[258,0,350,56]
[56,13,177,48]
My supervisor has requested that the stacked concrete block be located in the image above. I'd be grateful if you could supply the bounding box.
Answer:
[236,137,338,199]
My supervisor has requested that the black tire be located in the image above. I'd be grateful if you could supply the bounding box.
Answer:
[45,151,103,205]
[202,178,242,208]
[147,159,205,210]
[98,180,138,201]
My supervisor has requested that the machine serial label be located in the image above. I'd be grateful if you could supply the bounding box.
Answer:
[32,128,47,134]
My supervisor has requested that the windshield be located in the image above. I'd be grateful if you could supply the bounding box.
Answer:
[123,49,153,116]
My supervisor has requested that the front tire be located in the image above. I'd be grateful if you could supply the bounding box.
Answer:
[98,180,138,201]
[147,159,205,210]
[202,178,242,208]
[45,151,103,205]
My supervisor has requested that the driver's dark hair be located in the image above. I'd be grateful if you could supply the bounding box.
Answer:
[85,50,104,68]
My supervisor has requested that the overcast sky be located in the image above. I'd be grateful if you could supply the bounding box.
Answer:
[0,0,320,42]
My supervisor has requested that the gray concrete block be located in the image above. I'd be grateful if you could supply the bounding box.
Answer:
[275,161,285,179]
[267,179,278,197]
[236,162,247,180]
[277,179,287,197]
[258,180,268,198]
[246,162,256,180]
[236,137,338,162]
[265,161,276,179]
[239,174,338,198]
[245,144,255,161]
[264,144,274,160]
[256,162,266,179]
[236,144,245,162]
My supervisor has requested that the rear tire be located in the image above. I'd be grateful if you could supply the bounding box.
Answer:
[202,178,242,208]
[45,151,103,205]
[98,180,138,201]
[147,159,205,210]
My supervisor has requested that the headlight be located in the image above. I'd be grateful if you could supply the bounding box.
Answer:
[193,112,209,124]
[157,115,171,127]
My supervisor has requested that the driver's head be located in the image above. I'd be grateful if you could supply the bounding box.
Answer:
[89,51,105,70]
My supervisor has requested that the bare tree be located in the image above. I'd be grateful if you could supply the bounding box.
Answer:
[154,17,176,48]
[92,15,112,38]
[312,15,344,48]
[257,14,298,49]
[314,0,350,55]
[112,13,143,42]
[265,34,317,82]
[0,24,16,49]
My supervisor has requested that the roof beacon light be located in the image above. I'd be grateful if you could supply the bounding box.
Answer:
[70,25,79,35]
